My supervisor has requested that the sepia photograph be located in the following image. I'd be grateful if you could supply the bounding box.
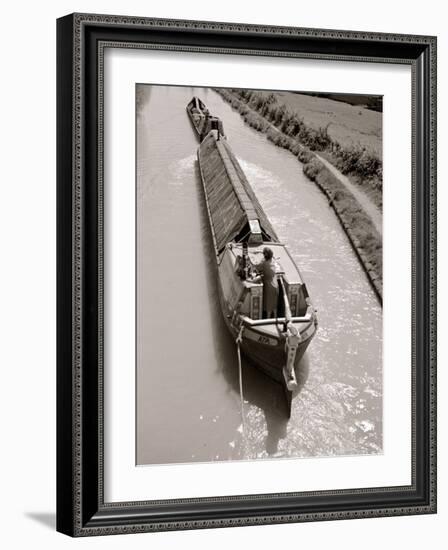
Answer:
[136,84,383,466]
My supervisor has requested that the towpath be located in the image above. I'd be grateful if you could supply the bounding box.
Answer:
[314,153,382,236]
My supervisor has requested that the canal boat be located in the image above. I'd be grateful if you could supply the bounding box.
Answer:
[188,98,318,416]
[187,96,225,141]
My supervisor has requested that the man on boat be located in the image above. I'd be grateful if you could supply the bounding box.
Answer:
[251,247,279,318]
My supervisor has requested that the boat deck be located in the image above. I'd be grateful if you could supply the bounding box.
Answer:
[228,242,304,286]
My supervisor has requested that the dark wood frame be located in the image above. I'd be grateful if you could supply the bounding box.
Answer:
[57,13,437,536]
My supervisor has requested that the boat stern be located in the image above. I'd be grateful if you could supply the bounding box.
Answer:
[237,307,317,383]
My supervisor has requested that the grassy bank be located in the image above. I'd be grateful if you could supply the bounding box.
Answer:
[215,88,382,302]
[227,88,383,209]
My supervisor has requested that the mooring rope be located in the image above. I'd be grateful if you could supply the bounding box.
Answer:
[236,325,245,435]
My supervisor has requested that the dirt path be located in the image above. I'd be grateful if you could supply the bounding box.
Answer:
[314,154,382,236]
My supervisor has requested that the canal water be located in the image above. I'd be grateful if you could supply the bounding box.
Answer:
[136,85,382,465]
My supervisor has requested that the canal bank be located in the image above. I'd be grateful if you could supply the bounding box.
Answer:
[214,88,383,302]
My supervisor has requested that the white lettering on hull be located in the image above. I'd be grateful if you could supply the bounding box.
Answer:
[244,329,278,347]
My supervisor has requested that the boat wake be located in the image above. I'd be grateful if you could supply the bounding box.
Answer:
[168,154,196,185]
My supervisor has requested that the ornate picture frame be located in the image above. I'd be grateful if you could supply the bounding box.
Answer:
[57,13,436,536]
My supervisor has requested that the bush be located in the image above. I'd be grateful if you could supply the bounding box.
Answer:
[297,148,313,164]
[303,158,324,181]
[333,145,382,181]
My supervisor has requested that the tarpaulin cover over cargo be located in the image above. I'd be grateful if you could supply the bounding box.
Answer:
[198,133,278,255]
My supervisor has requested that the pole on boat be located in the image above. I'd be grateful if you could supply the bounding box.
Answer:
[279,276,293,328]
[278,277,300,392]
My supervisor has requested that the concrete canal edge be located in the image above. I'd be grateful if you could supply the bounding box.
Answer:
[214,88,383,304]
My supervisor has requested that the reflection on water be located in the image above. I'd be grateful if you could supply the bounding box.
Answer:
[136,85,382,465]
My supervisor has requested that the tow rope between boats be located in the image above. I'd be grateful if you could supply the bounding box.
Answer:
[236,324,245,435]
